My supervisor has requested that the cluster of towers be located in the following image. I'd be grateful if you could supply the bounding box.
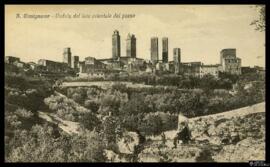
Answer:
[61,30,241,76]
[151,37,181,64]
[112,30,137,59]
[63,47,79,70]
[112,30,181,66]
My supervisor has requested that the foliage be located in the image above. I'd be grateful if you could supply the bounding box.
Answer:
[60,71,265,135]
[98,90,128,116]
[139,114,163,136]
[5,124,106,162]
[79,112,101,131]
[5,74,53,113]
[66,130,107,162]
[44,94,90,121]
[250,5,265,32]
[63,72,238,90]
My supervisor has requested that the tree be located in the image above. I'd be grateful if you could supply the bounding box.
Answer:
[67,130,107,162]
[84,100,99,113]
[79,112,101,131]
[5,124,66,162]
[250,5,265,32]
[139,114,163,136]
[199,74,217,93]
[102,115,123,145]
[120,93,150,116]
[6,123,107,162]
[98,90,128,115]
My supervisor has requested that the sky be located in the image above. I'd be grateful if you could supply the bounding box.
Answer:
[5,5,265,67]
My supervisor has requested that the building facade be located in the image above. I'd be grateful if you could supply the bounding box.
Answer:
[220,48,241,75]
[162,37,168,63]
[126,33,136,58]
[199,65,220,78]
[81,56,106,73]
[28,62,37,70]
[151,37,159,64]
[99,58,123,70]
[63,47,72,67]
[112,30,121,59]
[78,71,105,78]
[38,59,69,73]
[241,66,257,74]
[181,62,202,77]
[155,61,164,71]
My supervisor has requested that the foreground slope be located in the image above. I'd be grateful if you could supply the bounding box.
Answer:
[141,102,265,162]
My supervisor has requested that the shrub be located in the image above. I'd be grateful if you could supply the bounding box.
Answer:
[14,108,33,118]
[5,124,107,162]
[79,112,101,131]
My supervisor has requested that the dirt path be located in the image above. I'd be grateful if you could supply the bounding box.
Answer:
[190,102,265,122]
[60,81,198,92]
[61,81,153,89]
[38,111,80,134]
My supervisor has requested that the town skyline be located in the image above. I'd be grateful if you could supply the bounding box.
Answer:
[5,5,265,67]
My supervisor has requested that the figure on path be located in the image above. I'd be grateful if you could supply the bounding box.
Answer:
[173,114,191,148]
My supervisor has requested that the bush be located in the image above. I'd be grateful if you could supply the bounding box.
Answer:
[79,112,101,131]
[44,95,91,121]
[5,124,107,162]
[14,108,33,118]
[84,100,100,113]
[139,114,163,136]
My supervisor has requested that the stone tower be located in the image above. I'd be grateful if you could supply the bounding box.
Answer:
[112,30,121,59]
[126,33,136,58]
[151,37,159,64]
[71,55,79,69]
[63,47,72,67]
[173,48,181,74]
[162,37,168,63]
[220,48,241,75]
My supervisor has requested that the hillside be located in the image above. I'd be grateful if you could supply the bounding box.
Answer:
[141,102,265,162]
[150,102,265,140]
[37,90,265,162]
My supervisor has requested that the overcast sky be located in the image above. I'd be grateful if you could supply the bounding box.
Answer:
[5,5,265,67]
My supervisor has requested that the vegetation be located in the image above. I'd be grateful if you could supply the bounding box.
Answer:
[250,5,265,32]
[58,71,264,136]
[63,72,239,90]
[5,123,106,162]
[5,69,106,162]
[44,94,91,122]
[5,63,265,162]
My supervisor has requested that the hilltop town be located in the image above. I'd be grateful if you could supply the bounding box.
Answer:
[5,30,264,80]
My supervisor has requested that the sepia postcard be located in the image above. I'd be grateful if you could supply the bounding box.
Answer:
[4,5,266,163]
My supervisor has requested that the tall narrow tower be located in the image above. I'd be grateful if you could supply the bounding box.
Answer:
[173,48,181,74]
[162,37,168,63]
[112,30,121,59]
[151,37,159,63]
[71,55,79,69]
[126,33,136,58]
[63,47,72,67]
